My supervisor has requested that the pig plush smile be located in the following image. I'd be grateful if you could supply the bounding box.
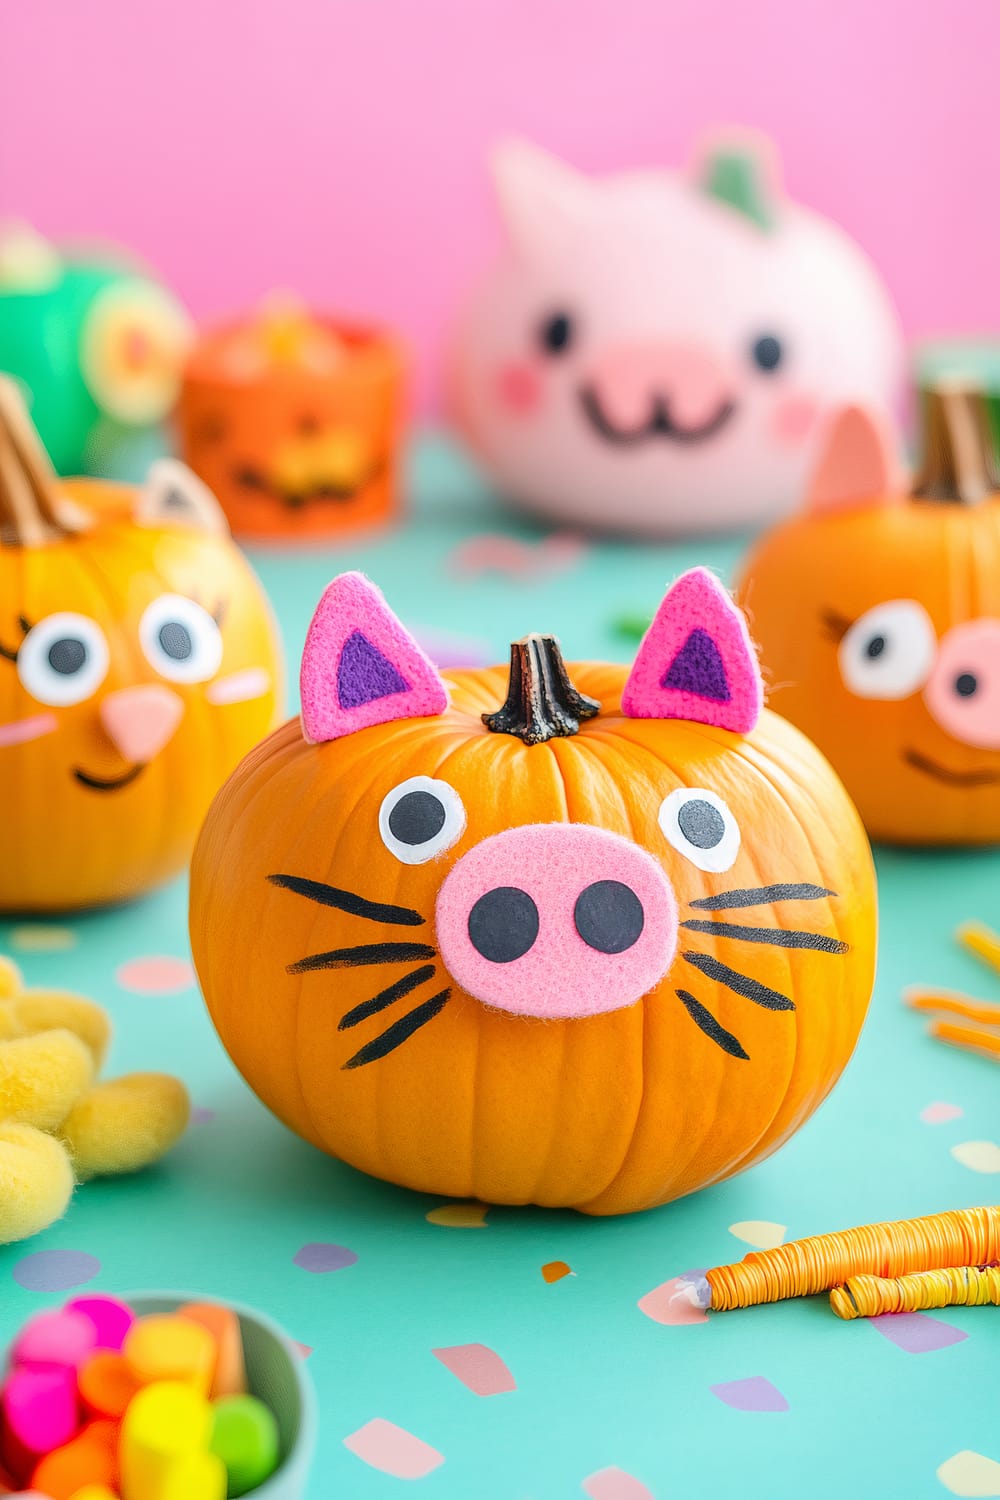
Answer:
[579,384,737,446]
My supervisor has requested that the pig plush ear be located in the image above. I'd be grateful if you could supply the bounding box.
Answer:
[622,569,762,734]
[807,405,900,515]
[136,459,231,537]
[491,138,595,260]
[300,573,449,745]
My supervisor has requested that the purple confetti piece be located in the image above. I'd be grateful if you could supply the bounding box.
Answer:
[710,1376,789,1412]
[190,1107,216,1125]
[870,1312,967,1353]
[13,1249,101,1293]
[294,1242,358,1273]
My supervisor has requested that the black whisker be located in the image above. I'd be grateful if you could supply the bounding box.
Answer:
[690,883,835,911]
[680,919,849,954]
[821,607,851,642]
[288,941,436,975]
[339,965,436,1031]
[676,990,749,1060]
[269,873,425,927]
[17,614,31,636]
[343,989,451,1069]
[682,951,795,1011]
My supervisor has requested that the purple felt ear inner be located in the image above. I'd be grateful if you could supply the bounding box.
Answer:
[338,630,411,708]
[662,627,731,704]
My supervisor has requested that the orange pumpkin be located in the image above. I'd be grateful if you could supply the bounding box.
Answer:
[0,378,283,911]
[738,387,1000,845]
[190,567,875,1215]
[177,298,406,542]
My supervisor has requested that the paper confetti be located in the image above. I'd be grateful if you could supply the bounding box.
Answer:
[870,1312,967,1353]
[432,1343,516,1396]
[9,924,76,953]
[343,1418,445,1479]
[426,1202,489,1228]
[921,1102,964,1125]
[582,1466,655,1500]
[950,1141,1000,1174]
[293,1243,358,1273]
[729,1220,787,1250]
[542,1261,572,1283]
[13,1249,101,1293]
[638,1274,708,1327]
[450,531,588,580]
[937,1450,1000,1497]
[710,1376,789,1412]
[115,955,196,995]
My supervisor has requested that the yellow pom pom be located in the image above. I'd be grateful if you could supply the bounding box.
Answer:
[13,992,112,1067]
[0,1029,94,1130]
[0,955,23,1000]
[60,1072,191,1180]
[0,1122,75,1243]
[0,1001,25,1041]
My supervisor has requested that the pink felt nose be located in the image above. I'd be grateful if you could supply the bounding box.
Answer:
[100,684,184,763]
[585,342,733,431]
[435,824,677,1019]
[924,619,1000,749]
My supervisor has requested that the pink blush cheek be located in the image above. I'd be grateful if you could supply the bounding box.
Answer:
[769,393,820,447]
[494,361,544,416]
[0,712,59,748]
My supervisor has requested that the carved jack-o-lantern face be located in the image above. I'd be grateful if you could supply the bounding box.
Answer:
[739,391,1000,845]
[191,568,876,1216]
[0,380,282,911]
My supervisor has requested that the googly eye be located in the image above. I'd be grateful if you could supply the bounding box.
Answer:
[659,787,741,873]
[17,613,110,707]
[378,776,466,865]
[838,599,936,700]
[139,594,224,684]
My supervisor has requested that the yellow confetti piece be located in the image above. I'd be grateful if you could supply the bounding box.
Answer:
[425,1202,489,1228]
[10,924,77,953]
[957,921,1000,977]
[950,1141,1000,1174]
[937,1449,1000,1498]
[728,1219,787,1250]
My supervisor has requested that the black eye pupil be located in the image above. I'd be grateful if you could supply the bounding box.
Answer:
[956,672,978,698]
[388,791,447,846]
[158,621,194,661]
[678,799,726,850]
[752,334,783,372]
[866,635,887,659]
[47,638,87,675]
[539,312,573,355]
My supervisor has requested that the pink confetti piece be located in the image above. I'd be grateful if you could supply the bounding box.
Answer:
[450,530,588,580]
[582,1467,655,1500]
[116,955,195,995]
[921,1101,964,1125]
[710,1376,788,1412]
[0,712,57,748]
[637,1273,708,1326]
[870,1312,967,1353]
[206,666,272,705]
[432,1343,516,1396]
[343,1418,444,1479]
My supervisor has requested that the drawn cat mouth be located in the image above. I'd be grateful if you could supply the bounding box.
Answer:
[578,387,737,447]
[73,763,146,792]
[903,748,1000,787]
[233,462,383,509]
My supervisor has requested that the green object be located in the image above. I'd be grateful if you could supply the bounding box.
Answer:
[0,435,997,1498]
[212,1394,281,1497]
[915,339,1000,461]
[612,610,653,643]
[699,144,776,231]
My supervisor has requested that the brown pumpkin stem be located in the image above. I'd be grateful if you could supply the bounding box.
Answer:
[0,375,82,546]
[911,383,1000,505]
[483,634,601,745]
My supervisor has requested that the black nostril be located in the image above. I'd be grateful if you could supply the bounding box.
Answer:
[468,887,539,963]
[574,880,644,954]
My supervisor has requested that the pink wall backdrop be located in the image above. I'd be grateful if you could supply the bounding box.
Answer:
[3,0,997,408]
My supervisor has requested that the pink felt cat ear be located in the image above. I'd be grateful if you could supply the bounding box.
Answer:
[300,573,448,745]
[622,568,763,734]
[491,138,596,261]
[807,405,900,515]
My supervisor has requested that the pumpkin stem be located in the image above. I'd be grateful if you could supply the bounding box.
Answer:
[483,634,601,745]
[911,383,1000,505]
[0,375,81,546]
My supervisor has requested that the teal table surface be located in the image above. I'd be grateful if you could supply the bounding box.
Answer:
[2,435,999,1500]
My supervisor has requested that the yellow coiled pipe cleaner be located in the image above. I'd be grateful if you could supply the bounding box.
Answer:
[831,1263,1000,1318]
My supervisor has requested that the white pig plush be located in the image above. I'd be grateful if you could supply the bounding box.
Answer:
[447,134,903,535]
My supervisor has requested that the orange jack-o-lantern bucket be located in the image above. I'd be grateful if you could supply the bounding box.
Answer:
[177,297,407,543]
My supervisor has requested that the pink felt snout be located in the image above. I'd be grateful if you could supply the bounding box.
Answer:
[100,684,184,763]
[584,342,734,432]
[435,824,677,1019]
[924,619,1000,749]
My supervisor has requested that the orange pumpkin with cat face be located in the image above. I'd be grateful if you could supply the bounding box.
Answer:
[738,389,1000,845]
[0,379,282,911]
[191,567,875,1215]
